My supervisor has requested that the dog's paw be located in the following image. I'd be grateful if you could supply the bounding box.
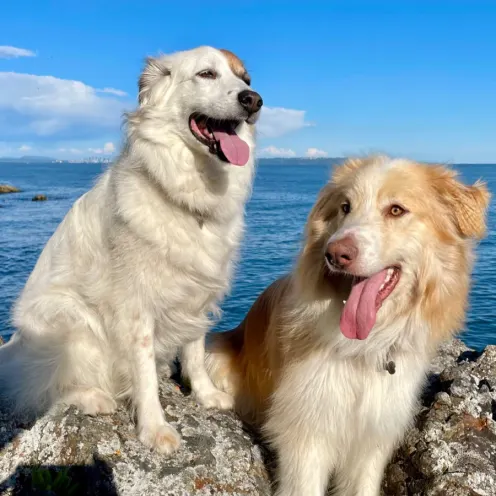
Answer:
[196,389,235,410]
[159,361,178,379]
[138,422,181,455]
[65,388,118,416]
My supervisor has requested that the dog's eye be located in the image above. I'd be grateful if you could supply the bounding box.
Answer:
[197,70,217,79]
[341,201,351,215]
[389,204,407,217]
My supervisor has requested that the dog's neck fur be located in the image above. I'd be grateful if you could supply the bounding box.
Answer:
[284,277,433,376]
[113,119,255,224]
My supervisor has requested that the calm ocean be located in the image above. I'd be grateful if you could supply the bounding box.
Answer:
[1,161,495,349]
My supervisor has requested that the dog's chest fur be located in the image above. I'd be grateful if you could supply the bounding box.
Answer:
[270,343,429,454]
[106,162,251,343]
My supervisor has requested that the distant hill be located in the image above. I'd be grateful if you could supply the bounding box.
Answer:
[257,157,345,166]
[0,155,59,163]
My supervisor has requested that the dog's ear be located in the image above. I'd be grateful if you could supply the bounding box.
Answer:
[431,167,491,239]
[138,56,171,106]
[304,182,337,242]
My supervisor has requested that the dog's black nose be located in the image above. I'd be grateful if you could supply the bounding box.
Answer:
[238,90,263,114]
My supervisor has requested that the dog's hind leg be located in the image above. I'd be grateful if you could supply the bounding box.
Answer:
[182,336,235,410]
[61,387,117,415]
[4,290,114,415]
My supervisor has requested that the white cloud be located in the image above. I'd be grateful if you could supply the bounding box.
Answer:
[97,87,128,97]
[0,72,130,140]
[88,142,116,155]
[259,145,296,158]
[103,142,115,154]
[0,46,36,59]
[305,147,328,158]
[258,107,312,138]
[0,71,307,151]
[18,144,31,152]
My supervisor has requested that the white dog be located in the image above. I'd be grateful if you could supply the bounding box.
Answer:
[0,46,262,454]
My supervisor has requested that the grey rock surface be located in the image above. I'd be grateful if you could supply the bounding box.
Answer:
[1,338,494,495]
[0,380,271,495]
[383,339,496,496]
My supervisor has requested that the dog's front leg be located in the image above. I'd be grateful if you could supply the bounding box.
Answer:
[273,439,331,496]
[126,312,181,454]
[181,336,234,409]
[334,442,392,496]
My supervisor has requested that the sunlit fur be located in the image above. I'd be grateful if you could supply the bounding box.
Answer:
[0,46,261,455]
[206,155,490,495]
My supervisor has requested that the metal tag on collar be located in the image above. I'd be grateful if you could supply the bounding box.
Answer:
[385,360,396,375]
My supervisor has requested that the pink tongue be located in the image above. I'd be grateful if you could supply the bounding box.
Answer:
[339,270,388,340]
[211,128,250,166]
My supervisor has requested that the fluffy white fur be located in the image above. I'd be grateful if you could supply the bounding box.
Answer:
[0,45,261,454]
[206,156,490,495]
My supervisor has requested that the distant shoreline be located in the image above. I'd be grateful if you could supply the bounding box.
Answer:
[0,156,343,166]
[0,155,112,165]
[0,156,495,166]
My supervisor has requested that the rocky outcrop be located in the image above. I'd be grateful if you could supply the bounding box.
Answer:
[31,195,47,202]
[0,338,494,496]
[0,380,271,495]
[383,339,496,496]
[0,185,20,194]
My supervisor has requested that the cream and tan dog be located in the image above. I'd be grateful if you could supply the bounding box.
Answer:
[0,46,262,455]
[206,155,490,495]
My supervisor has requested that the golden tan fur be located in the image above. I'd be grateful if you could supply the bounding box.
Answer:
[220,49,251,84]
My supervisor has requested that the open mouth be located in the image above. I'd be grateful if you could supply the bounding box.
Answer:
[189,113,250,166]
[338,266,401,341]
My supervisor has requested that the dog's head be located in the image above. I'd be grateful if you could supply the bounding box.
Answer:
[134,46,262,166]
[298,156,490,345]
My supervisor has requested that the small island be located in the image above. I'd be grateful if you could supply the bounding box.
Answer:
[32,195,47,202]
[0,185,21,194]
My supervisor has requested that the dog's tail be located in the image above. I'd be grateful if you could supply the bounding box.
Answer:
[0,332,61,413]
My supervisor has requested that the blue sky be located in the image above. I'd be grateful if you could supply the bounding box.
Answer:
[1,0,495,162]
